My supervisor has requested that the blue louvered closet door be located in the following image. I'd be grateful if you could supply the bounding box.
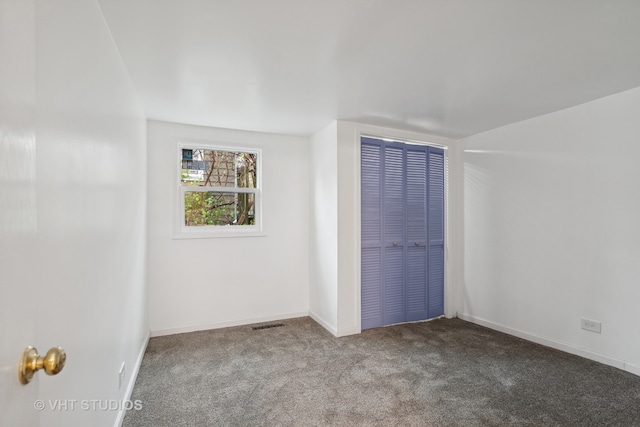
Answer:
[361,137,444,330]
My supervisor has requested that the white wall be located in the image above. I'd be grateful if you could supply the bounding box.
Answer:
[309,121,457,337]
[460,87,640,376]
[1,1,148,426]
[309,122,339,333]
[147,121,309,335]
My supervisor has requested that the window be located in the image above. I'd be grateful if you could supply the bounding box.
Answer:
[176,143,262,238]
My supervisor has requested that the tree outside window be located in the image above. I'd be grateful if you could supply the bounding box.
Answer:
[179,147,259,228]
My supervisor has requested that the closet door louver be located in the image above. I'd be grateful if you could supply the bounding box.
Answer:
[361,140,384,329]
[383,144,405,326]
[406,147,428,322]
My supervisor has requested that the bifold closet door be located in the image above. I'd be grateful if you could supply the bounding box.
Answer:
[361,140,384,330]
[361,137,445,330]
[405,146,429,321]
[383,143,405,326]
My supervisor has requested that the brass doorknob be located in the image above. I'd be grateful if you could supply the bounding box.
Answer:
[18,346,66,384]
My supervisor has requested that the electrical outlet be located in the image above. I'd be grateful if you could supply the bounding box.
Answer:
[118,362,126,389]
[581,318,601,334]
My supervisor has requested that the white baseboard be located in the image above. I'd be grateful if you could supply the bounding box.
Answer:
[150,311,309,337]
[626,362,640,377]
[293,311,360,337]
[458,313,639,377]
[114,331,150,427]
[309,311,338,336]
[336,326,360,337]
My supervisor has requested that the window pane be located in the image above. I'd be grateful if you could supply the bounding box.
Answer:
[184,191,255,226]
[181,149,257,189]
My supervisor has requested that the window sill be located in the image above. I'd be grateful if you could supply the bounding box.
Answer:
[173,227,266,240]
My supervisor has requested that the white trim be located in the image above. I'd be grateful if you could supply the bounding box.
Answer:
[352,125,362,334]
[150,311,309,337]
[626,363,640,377]
[173,231,266,239]
[361,132,449,149]
[458,314,639,377]
[344,121,453,147]
[308,312,360,337]
[336,326,360,337]
[445,143,463,319]
[181,186,257,194]
[113,331,150,427]
[174,141,263,239]
[309,311,338,337]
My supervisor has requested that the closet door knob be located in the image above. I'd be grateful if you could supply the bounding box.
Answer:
[415,242,420,246]
[392,242,398,247]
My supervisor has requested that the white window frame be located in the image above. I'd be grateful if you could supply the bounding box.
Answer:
[174,142,263,239]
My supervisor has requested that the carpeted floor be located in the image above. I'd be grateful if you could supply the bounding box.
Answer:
[122,317,640,426]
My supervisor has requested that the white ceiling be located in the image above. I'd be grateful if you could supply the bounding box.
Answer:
[98,0,640,139]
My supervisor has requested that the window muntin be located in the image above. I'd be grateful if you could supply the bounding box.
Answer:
[177,144,261,236]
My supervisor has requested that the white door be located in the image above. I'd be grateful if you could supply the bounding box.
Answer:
[0,0,40,424]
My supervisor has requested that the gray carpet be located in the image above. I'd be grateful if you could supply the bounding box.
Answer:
[122,317,640,426]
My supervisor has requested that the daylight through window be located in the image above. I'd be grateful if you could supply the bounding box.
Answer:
[178,145,260,232]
